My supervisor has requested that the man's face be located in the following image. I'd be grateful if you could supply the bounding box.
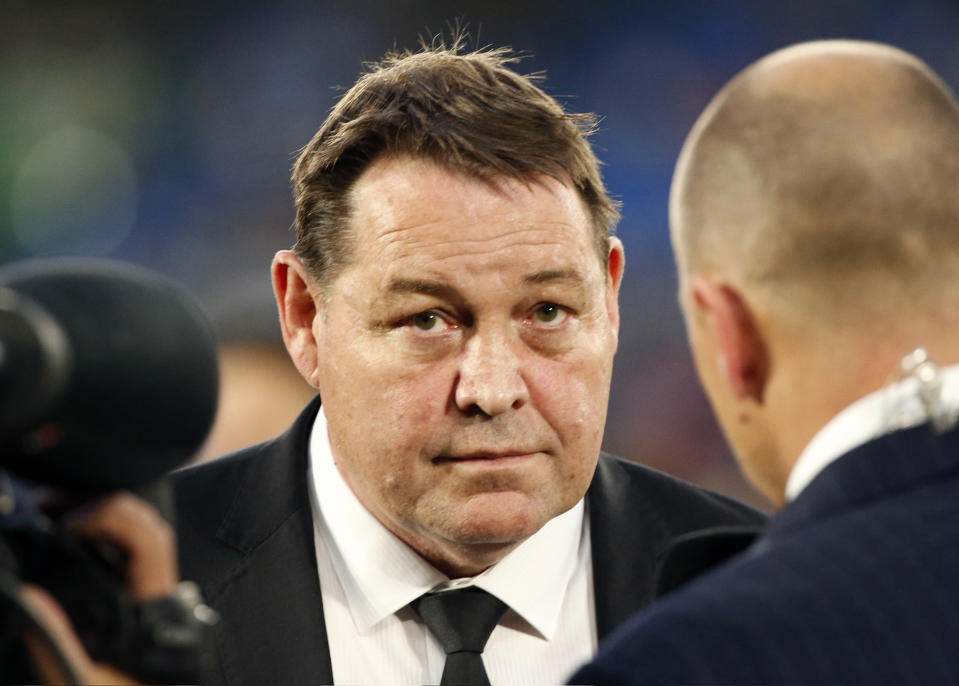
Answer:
[302,155,622,574]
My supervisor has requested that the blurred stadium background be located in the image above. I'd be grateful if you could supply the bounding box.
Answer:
[3,0,958,510]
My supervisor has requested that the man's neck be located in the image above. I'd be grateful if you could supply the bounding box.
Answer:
[767,331,959,501]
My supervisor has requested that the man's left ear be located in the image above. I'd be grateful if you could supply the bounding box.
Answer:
[605,237,625,334]
[689,276,768,403]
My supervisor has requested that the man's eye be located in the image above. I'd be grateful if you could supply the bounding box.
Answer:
[532,303,569,326]
[410,311,445,331]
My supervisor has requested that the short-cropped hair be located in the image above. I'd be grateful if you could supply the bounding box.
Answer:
[291,40,620,287]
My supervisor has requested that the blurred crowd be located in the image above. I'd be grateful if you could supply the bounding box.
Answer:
[3,0,959,508]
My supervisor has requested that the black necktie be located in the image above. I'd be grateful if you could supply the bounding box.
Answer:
[411,587,508,686]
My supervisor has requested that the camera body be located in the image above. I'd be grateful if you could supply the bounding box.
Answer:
[1,476,215,684]
[0,259,219,683]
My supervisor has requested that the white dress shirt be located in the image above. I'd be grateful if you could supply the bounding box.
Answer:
[308,407,597,685]
[786,362,959,501]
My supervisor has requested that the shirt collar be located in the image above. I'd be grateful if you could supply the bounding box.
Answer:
[785,362,959,501]
[308,406,585,640]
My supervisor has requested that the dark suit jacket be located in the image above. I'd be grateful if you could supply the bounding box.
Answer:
[174,396,764,686]
[573,422,959,685]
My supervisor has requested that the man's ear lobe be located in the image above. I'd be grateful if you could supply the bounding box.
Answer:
[272,250,321,387]
[690,276,769,403]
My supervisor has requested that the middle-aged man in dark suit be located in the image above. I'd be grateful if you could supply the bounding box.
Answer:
[174,39,764,686]
[574,40,959,685]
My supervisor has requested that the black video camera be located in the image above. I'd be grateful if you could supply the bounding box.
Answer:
[0,259,219,684]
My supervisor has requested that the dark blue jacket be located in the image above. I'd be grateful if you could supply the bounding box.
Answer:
[573,422,959,685]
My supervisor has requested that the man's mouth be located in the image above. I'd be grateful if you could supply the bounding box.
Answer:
[433,451,540,464]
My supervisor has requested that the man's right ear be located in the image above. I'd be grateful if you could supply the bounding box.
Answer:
[272,250,322,388]
[689,275,769,404]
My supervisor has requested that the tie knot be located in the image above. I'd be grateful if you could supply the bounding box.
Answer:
[411,587,508,655]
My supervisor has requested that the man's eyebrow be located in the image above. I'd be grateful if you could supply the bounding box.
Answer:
[386,278,461,300]
[523,268,586,286]
[384,269,587,301]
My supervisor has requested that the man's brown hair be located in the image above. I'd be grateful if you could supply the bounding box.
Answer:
[291,39,620,286]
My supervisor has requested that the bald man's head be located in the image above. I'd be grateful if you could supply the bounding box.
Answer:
[671,41,959,325]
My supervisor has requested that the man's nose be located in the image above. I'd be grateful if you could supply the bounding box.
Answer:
[454,330,530,416]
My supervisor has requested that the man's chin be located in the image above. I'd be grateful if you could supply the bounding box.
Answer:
[432,490,556,547]
[388,488,581,575]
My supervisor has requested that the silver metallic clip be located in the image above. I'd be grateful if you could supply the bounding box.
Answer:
[897,348,958,434]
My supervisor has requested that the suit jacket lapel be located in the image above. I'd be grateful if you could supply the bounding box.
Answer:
[207,396,334,685]
[653,525,762,596]
[587,454,766,640]
[588,454,669,639]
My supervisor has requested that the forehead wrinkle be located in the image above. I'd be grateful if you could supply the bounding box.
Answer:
[370,224,578,266]
[373,222,573,246]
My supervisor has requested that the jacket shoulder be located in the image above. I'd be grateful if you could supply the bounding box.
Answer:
[579,478,959,685]
[174,439,280,529]
[173,395,319,559]
[594,452,767,530]
[173,423,316,589]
